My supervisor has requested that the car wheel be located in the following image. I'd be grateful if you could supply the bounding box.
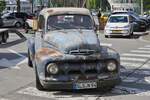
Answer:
[35,68,45,91]
[105,35,108,38]
[28,50,33,67]
[15,22,22,28]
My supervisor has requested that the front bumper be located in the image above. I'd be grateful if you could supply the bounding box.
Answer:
[41,75,121,90]
[105,28,131,36]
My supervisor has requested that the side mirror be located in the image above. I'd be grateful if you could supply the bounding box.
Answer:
[32,18,38,31]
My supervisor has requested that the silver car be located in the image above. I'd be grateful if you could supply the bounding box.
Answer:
[2,16,24,28]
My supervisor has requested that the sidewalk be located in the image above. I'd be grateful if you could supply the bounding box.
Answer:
[141,30,150,42]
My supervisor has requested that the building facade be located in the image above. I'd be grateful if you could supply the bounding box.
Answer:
[108,0,140,13]
[4,0,32,13]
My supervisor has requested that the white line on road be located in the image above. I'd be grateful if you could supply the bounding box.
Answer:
[7,49,26,58]
[122,53,150,58]
[145,45,150,48]
[121,62,142,68]
[100,43,112,47]
[138,47,150,50]
[130,50,150,54]
[120,57,146,62]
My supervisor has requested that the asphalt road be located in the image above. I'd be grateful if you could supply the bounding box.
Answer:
[0,31,150,100]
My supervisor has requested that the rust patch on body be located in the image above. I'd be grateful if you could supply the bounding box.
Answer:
[35,48,62,60]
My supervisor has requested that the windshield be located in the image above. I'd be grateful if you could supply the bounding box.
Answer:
[47,14,93,30]
[108,16,128,23]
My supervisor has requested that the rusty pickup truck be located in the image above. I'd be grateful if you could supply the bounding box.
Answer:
[27,8,121,91]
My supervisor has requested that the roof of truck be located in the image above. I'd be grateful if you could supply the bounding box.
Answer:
[40,7,91,17]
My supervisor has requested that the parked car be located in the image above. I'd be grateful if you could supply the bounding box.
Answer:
[9,12,29,21]
[104,14,134,38]
[28,8,121,91]
[1,15,24,28]
[112,11,148,32]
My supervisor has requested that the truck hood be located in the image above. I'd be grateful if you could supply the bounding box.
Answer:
[43,29,101,54]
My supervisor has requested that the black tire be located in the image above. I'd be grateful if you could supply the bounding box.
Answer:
[15,22,22,28]
[28,50,33,67]
[35,68,45,91]
[105,35,108,38]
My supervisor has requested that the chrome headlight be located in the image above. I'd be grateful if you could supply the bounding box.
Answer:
[47,63,59,74]
[107,61,117,71]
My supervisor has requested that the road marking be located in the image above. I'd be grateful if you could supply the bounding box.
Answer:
[0,58,20,69]
[100,43,112,47]
[121,62,142,68]
[137,91,150,96]
[145,45,150,48]
[120,57,146,62]
[0,98,9,100]
[144,77,150,84]
[130,50,150,54]
[7,49,26,58]
[0,49,28,69]
[16,58,28,66]
[122,53,150,58]
[138,47,150,50]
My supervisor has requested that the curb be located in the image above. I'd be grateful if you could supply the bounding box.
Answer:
[139,31,150,43]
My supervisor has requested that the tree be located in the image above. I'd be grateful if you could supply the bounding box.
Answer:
[0,0,6,12]
[143,0,150,12]
[16,0,20,12]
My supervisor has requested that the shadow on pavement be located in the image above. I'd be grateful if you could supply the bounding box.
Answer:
[0,38,26,48]
[105,32,149,39]
[47,67,150,98]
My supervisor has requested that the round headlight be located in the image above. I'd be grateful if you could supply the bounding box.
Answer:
[107,61,117,71]
[47,63,58,74]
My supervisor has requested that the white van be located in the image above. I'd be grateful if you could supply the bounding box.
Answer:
[104,14,133,38]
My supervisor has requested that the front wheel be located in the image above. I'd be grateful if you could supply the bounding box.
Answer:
[35,68,45,91]
[105,35,108,38]
[15,22,22,28]
[28,50,33,67]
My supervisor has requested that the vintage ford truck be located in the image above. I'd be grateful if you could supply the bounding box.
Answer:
[27,8,121,91]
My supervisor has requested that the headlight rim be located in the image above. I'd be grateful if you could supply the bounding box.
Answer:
[47,63,59,75]
[106,60,117,72]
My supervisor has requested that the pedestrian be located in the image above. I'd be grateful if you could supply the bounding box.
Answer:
[97,10,102,30]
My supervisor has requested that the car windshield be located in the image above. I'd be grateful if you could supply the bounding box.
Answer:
[109,16,128,23]
[47,14,93,30]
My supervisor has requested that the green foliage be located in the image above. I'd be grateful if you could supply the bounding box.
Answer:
[86,0,110,11]
[143,0,150,11]
[0,0,6,12]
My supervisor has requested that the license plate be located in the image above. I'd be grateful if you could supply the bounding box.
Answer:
[73,81,97,90]
[112,30,121,33]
